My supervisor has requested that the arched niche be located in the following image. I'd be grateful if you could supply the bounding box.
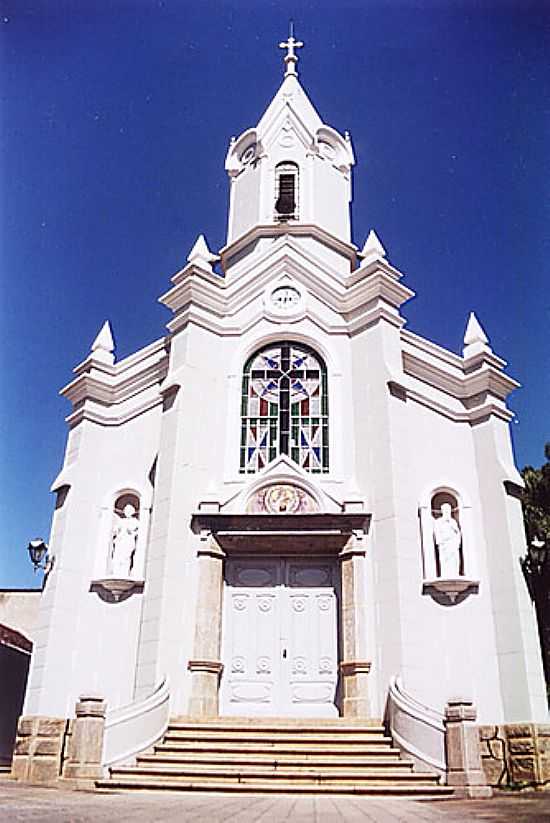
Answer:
[90,483,151,601]
[419,485,479,604]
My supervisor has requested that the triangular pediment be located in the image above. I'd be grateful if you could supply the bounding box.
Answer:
[257,74,323,140]
[222,455,341,515]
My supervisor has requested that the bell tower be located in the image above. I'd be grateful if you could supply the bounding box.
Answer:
[224,31,355,246]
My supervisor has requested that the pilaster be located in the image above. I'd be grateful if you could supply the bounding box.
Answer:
[187,537,225,717]
[339,535,371,717]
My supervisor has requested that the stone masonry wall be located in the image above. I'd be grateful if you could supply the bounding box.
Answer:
[11,716,70,784]
[479,723,550,788]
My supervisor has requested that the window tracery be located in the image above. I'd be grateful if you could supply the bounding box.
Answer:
[240,342,328,474]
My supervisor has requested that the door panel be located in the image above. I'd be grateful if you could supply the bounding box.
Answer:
[285,563,338,716]
[220,557,338,717]
[221,560,280,713]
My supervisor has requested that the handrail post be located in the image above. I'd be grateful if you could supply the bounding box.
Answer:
[62,695,106,786]
[444,697,492,798]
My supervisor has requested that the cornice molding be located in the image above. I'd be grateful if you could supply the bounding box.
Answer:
[401,329,464,370]
[160,240,413,338]
[219,222,358,268]
[402,351,518,402]
[73,337,167,379]
[394,382,514,425]
[164,289,407,339]
[62,356,168,406]
[65,394,164,429]
[61,337,169,425]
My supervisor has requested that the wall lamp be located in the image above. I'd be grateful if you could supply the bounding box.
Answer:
[27,539,54,574]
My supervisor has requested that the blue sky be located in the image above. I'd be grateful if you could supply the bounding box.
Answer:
[1,0,549,587]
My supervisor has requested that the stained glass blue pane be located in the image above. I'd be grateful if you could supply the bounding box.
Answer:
[291,380,308,402]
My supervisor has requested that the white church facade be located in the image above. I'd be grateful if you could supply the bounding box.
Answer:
[14,35,547,787]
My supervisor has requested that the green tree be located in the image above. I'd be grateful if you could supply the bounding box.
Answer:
[521,442,550,546]
[520,443,550,697]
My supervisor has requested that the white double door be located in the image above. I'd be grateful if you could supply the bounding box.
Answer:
[220,557,339,717]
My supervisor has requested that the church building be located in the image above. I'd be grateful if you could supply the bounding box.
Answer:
[13,34,547,789]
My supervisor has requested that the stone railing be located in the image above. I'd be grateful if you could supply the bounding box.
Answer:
[387,676,492,797]
[386,675,446,775]
[102,676,170,768]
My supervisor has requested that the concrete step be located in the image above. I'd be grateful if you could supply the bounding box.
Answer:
[170,716,385,728]
[155,741,402,756]
[115,765,431,784]
[111,765,439,786]
[164,729,391,743]
[168,720,386,733]
[98,717,452,798]
[138,752,411,769]
[96,777,454,797]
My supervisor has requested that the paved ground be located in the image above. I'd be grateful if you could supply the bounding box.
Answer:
[0,780,549,822]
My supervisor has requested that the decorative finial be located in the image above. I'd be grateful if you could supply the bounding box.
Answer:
[279,21,303,78]
[360,229,386,265]
[187,234,220,273]
[464,312,489,347]
[91,320,115,365]
[463,311,492,359]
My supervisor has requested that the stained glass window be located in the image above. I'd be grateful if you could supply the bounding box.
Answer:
[240,342,329,474]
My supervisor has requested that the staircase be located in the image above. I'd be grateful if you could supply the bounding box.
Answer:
[97,718,454,796]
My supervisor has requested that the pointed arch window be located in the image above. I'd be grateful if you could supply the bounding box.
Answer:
[275,162,299,221]
[240,342,329,474]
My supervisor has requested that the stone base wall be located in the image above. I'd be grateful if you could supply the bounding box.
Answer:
[479,724,550,788]
[10,716,69,784]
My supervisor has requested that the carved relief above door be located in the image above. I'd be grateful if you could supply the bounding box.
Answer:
[220,557,339,717]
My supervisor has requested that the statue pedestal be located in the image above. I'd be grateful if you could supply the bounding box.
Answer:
[422,578,479,605]
[89,578,144,603]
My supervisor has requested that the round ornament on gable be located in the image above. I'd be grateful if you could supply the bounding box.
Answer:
[318,141,336,160]
[270,285,301,313]
[240,143,257,165]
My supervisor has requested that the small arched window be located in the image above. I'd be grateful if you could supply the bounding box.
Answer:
[274,162,299,221]
[240,342,328,474]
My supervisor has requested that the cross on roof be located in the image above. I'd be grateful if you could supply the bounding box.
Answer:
[279,22,304,77]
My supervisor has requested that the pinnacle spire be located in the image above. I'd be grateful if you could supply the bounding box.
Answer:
[463,312,491,358]
[279,22,304,78]
[464,312,489,346]
[359,229,386,265]
[91,320,115,365]
[187,234,219,272]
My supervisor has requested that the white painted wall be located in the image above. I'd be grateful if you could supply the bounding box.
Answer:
[22,66,546,735]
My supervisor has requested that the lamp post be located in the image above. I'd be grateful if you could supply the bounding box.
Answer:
[521,538,550,694]
[27,539,54,574]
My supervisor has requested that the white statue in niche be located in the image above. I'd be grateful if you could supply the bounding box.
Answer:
[432,503,462,578]
[110,504,139,578]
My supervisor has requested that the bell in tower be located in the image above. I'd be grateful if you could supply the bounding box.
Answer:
[224,32,355,246]
[274,163,298,221]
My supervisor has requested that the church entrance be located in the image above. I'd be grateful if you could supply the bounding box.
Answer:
[219,556,339,717]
